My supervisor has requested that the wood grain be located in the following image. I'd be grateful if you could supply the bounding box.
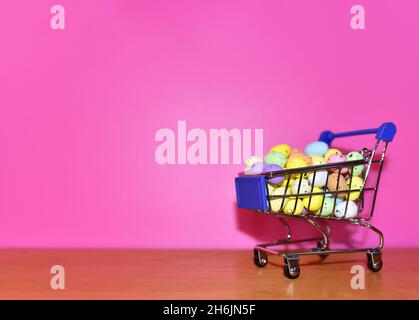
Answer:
[0,249,418,299]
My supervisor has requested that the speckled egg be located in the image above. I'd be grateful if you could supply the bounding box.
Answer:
[245,156,262,172]
[315,197,335,217]
[264,151,287,167]
[302,154,312,166]
[324,190,344,204]
[347,151,365,176]
[304,141,329,156]
[269,187,291,212]
[302,187,324,211]
[310,155,326,166]
[267,183,276,194]
[334,201,358,219]
[291,179,311,195]
[263,163,285,185]
[281,177,295,188]
[245,161,264,175]
[347,176,364,201]
[270,144,291,158]
[326,173,348,199]
[289,148,305,158]
[283,199,305,215]
[286,156,307,168]
[286,156,308,178]
[324,148,342,161]
[308,170,328,187]
[328,153,348,174]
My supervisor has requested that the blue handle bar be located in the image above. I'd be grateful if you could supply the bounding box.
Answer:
[319,122,397,146]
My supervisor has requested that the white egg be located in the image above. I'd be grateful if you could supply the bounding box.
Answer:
[291,179,311,195]
[334,201,358,219]
[308,171,328,187]
[245,156,262,171]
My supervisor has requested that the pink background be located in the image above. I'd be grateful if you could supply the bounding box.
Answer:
[0,0,418,248]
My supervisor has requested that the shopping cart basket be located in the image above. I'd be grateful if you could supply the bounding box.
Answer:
[235,122,396,279]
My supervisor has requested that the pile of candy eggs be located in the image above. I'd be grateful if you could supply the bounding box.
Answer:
[245,141,366,219]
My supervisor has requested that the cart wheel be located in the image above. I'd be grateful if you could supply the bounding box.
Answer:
[284,256,300,279]
[367,251,383,272]
[253,249,268,268]
[317,240,329,259]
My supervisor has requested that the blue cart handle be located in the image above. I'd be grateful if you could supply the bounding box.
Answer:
[319,122,397,146]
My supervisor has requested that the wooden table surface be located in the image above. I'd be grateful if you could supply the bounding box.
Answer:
[0,249,418,299]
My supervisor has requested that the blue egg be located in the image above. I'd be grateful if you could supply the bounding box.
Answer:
[304,141,329,156]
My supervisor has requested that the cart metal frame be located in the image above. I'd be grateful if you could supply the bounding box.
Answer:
[235,122,396,279]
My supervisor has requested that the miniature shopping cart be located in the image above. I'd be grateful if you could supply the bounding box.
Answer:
[235,122,396,279]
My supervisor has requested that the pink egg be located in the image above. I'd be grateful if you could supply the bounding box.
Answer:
[328,154,348,174]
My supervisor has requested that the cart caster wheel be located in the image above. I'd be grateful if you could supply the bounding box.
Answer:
[253,249,268,268]
[317,240,329,259]
[284,256,300,279]
[367,251,383,272]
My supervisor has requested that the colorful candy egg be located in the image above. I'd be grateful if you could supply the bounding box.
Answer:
[245,161,264,175]
[324,190,344,205]
[267,183,276,194]
[281,177,295,188]
[286,156,307,178]
[328,153,348,174]
[315,197,335,217]
[310,155,326,166]
[291,179,311,195]
[245,156,262,172]
[347,176,364,201]
[283,199,304,215]
[307,170,328,187]
[304,141,329,156]
[347,151,365,176]
[324,148,342,161]
[269,187,291,212]
[334,201,358,218]
[263,163,285,185]
[302,187,324,211]
[289,148,305,158]
[326,173,348,199]
[270,144,291,158]
[302,154,312,166]
[264,151,287,168]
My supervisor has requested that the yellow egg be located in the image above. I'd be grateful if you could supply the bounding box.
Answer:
[267,183,276,194]
[324,148,342,161]
[310,155,326,166]
[281,178,295,188]
[287,188,296,200]
[283,199,304,215]
[286,156,307,179]
[269,187,291,212]
[347,176,364,201]
[270,144,291,158]
[286,156,307,168]
[302,187,324,211]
